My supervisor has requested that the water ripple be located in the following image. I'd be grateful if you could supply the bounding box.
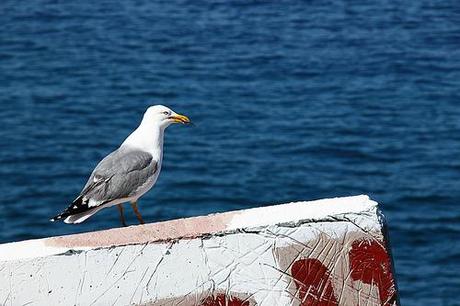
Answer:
[1,1,459,304]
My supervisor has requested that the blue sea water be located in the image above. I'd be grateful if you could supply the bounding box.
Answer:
[1,0,459,304]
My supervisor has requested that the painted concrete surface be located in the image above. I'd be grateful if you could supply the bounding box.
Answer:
[0,195,399,305]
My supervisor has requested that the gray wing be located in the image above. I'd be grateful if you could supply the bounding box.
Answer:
[80,147,157,207]
[51,147,157,222]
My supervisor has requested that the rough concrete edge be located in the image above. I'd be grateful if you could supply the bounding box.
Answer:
[0,194,380,262]
[377,208,401,306]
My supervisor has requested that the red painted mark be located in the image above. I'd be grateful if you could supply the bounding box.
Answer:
[200,294,250,306]
[291,259,338,306]
[349,239,397,305]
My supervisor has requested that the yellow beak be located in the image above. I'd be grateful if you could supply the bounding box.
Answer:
[169,113,191,124]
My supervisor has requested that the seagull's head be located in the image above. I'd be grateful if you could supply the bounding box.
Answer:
[144,105,191,129]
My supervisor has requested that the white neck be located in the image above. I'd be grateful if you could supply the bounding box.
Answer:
[121,117,165,160]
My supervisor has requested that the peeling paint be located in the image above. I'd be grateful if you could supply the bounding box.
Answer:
[291,258,338,305]
[349,238,397,305]
[0,196,398,306]
[200,293,251,306]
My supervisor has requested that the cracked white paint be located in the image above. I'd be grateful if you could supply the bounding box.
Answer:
[0,195,399,306]
[227,195,379,230]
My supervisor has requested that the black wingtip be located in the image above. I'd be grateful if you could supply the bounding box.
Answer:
[51,196,86,223]
[50,211,69,222]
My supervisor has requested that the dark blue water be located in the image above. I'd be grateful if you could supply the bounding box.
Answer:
[1,0,459,304]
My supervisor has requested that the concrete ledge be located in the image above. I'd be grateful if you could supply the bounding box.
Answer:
[0,195,399,305]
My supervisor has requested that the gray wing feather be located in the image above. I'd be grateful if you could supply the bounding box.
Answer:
[80,147,157,206]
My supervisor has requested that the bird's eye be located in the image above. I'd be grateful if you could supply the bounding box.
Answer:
[163,111,170,115]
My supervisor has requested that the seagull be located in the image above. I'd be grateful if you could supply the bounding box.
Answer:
[50,105,191,226]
